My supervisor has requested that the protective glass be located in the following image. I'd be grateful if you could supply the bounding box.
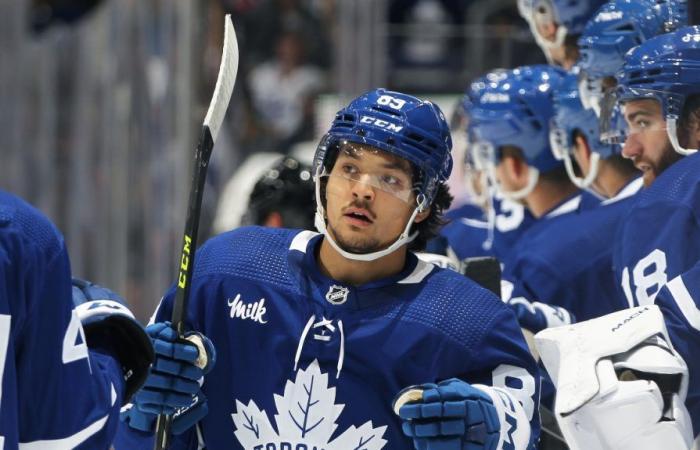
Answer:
[321,143,419,205]
[600,89,668,144]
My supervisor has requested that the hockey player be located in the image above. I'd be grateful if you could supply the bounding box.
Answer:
[535,27,700,448]
[429,73,536,263]
[517,0,605,68]
[0,190,153,448]
[576,0,688,120]
[117,89,541,450]
[608,26,700,308]
[242,156,316,230]
[468,65,600,322]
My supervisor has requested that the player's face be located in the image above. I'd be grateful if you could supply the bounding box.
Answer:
[323,144,427,254]
[621,99,680,186]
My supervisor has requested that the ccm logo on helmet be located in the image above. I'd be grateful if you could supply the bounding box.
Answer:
[360,116,404,132]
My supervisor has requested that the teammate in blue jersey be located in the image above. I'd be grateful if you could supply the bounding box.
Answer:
[117,89,541,450]
[508,72,642,327]
[468,65,599,311]
[518,0,606,68]
[607,26,700,310]
[535,27,700,448]
[430,73,537,263]
[0,190,153,449]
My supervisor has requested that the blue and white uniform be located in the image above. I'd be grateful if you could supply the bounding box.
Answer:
[118,226,541,450]
[503,180,640,322]
[0,190,125,449]
[614,153,700,309]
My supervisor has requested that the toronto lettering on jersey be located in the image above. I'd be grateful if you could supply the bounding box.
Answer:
[254,442,324,450]
[228,294,268,324]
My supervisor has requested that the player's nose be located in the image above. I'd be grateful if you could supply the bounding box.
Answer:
[351,175,375,201]
[621,134,642,161]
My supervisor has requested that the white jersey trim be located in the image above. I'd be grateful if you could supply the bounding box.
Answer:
[601,177,643,206]
[459,217,490,229]
[398,258,435,284]
[290,230,319,254]
[545,195,581,219]
[664,275,700,332]
[19,383,116,450]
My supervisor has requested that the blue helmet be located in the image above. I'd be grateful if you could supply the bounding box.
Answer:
[469,65,567,200]
[520,0,606,55]
[469,65,566,174]
[550,73,617,188]
[313,88,452,208]
[313,88,453,261]
[578,0,688,79]
[613,26,700,155]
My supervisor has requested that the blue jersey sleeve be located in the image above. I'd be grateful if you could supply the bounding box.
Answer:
[653,262,700,437]
[465,308,542,449]
[0,193,125,449]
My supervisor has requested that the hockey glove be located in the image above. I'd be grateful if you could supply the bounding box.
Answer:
[395,378,500,450]
[121,321,216,435]
[507,296,574,333]
[72,278,155,404]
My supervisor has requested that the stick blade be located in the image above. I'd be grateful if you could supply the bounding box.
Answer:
[203,15,239,142]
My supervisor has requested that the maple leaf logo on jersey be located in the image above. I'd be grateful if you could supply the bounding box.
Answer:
[231,360,388,449]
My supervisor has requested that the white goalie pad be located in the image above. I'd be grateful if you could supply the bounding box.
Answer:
[534,306,693,450]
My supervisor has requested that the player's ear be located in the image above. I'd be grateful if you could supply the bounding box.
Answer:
[414,206,430,224]
[690,108,700,148]
[573,134,591,159]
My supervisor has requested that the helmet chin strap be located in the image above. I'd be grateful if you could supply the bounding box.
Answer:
[564,151,599,189]
[667,118,699,156]
[314,172,423,262]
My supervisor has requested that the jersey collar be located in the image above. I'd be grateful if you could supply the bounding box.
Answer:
[287,230,433,310]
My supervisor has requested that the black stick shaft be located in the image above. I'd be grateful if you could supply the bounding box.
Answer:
[154,127,214,450]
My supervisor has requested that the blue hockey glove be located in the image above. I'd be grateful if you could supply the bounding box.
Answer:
[395,378,500,450]
[121,321,216,435]
[507,296,574,333]
[72,278,155,404]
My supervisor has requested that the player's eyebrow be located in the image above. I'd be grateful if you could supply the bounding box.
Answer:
[626,110,653,122]
[381,160,412,176]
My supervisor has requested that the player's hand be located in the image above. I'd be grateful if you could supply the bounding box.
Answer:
[507,296,574,333]
[121,321,216,435]
[72,278,155,404]
[395,378,500,450]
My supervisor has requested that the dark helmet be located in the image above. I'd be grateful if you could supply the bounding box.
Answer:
[246,157,315,230]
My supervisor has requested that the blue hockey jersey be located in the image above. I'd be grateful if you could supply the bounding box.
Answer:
[502,180,641,322]
[654,261,700,437]
[614,152,700,308]
[500,190,601,303]
[118,226,541,450]
[0,191,124,449]
[428,194,535,263]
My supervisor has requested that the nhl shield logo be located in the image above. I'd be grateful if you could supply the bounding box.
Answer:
[325,284,349,305]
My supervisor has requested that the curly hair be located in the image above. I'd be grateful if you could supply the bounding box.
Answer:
[408,182,453,252]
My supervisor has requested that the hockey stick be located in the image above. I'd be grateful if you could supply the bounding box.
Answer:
[153,15,239,450]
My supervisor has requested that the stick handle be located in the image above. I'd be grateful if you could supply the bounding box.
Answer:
[153,128,213,450]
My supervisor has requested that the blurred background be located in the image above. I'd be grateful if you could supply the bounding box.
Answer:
[1,0,696,321]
